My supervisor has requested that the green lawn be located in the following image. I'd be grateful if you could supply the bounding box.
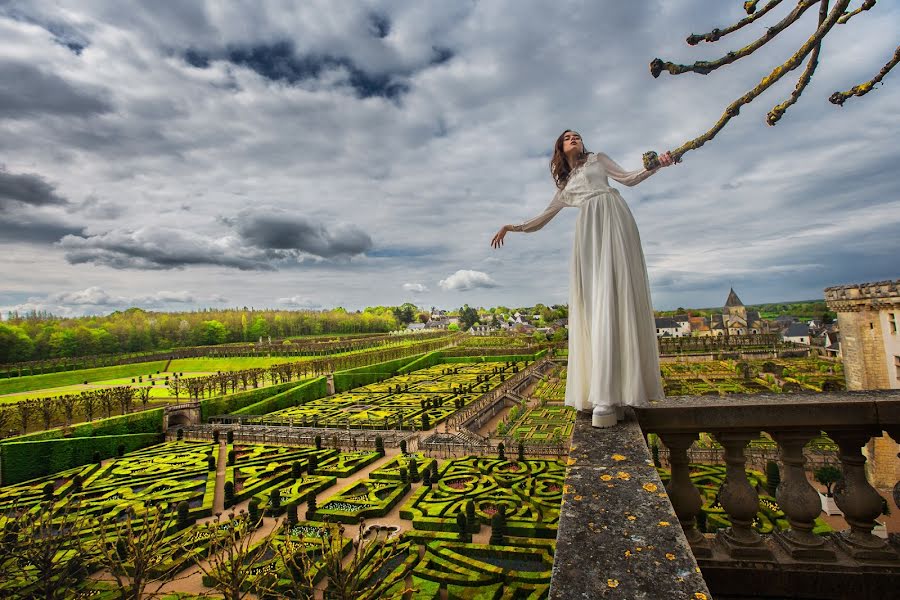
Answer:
[0,361,168,396]
[167,356,304,372]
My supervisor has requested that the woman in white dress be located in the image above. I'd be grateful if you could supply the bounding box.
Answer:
[491,130,675,427]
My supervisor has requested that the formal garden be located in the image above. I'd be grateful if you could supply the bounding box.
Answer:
[0,345,858,599]
[248,361,529,431]
[660,358,845,396]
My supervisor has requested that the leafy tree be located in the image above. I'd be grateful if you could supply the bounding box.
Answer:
[0,324,34,362]
[194,320,228,346]
[815,464,843,497]
[458,304,480,330]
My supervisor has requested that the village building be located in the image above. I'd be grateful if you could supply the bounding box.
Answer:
[782,322,812,345]
[654,317,680,337]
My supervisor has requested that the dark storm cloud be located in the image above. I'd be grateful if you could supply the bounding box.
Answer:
[229,209,373,259]
[0,168,68,208]
[184,41,411,100]
[368,13,391,39]
[58,228,275,271]
[0,213,84,243]
[0,61,112,119]
[0,6,90,54]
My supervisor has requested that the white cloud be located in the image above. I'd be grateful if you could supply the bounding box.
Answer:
[402,282,428,293]
[276,295,321,309]
[438,270,497,292]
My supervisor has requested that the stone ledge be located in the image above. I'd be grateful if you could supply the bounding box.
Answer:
[635,391,900,433]
[549,412,710,599]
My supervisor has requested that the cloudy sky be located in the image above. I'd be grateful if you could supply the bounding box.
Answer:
[1,1,898,318]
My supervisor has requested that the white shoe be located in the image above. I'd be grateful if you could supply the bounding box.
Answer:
[592,406,616,428]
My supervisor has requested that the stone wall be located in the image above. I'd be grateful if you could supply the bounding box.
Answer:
[825,280,899,390]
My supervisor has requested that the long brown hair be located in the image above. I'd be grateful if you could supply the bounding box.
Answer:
[550,130,588,190]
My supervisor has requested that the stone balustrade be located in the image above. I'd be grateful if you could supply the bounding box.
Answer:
[634,390,900,599]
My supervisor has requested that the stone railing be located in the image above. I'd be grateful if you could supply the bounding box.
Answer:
[632,391,900,599]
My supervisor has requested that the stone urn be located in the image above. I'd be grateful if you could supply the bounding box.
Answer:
[820,492,843,516]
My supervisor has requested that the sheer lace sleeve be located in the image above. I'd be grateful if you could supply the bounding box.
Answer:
[509,189,566,232]
[596,152,658,187]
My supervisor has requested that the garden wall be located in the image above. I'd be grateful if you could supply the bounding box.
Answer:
[199,380,299,420]
[0,433,162,485]
[397,351,444,374]
[2,408,164,444]
[231,377,328,415]
[332,354,424,392]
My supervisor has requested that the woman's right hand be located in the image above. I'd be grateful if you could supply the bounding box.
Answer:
[491,225,510,249]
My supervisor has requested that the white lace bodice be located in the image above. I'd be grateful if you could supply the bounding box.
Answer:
[510,152,658,232]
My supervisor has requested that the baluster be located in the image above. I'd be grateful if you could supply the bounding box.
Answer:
[828,429,898,561]
[713,431,773,559]
[658,432,710,557]
[769,430,836,560]
[887,427,900,511]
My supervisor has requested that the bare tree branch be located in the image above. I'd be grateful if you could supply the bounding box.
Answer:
[687,0,785,45]
[644,0,854,169]
[767,0,830,125]
[838,0,876,24]
[830,44,900,105]
[650,0,820,77]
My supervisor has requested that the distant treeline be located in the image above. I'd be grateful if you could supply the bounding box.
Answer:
[656,299,835,322]
[0,307,399,365]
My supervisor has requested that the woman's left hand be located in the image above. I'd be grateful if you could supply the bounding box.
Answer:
[658,151,675,167]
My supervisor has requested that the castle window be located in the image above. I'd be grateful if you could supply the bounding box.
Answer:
[889,313,897,335]
[895,356,900,381]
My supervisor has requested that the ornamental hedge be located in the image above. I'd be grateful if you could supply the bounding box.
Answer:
[199,380,300,420]
[332,354,425,392]
[2,408,164,444]
[230,377,328,416]
[0,432,162,484]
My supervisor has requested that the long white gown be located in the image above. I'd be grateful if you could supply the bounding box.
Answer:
[511,152,665,412]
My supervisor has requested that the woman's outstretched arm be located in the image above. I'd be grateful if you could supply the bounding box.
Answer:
[598,151,673,187]
[491,189,566,248]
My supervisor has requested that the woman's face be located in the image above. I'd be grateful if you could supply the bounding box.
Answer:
[562,131,584,155]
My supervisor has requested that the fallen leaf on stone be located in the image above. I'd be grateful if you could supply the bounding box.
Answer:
[642,483,658,492]
[607,579,619,588]
[612,454,627,461]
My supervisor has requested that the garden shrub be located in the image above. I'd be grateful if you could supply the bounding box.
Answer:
[199,380,298,420]
[226,430,234,444]
[291,461,303,479]
[0,433,161,484]
[231,377,328,415]
[177,500,192,529]
[224,480,234,506]
[227,449,235,465]
[375,436,384,456]
[305,491,317,520]
[766,460,781,497]
[207,455,216,471]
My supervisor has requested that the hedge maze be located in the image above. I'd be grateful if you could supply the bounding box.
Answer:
[250,361,528,430]
[503,405,575,444]
[402,457,564,540]
[660,358,845,396]
[656,463,833,535]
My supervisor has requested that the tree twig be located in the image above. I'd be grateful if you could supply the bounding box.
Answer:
[830,44,900,105]
[650,0,820,77]
[767,0,830,125]
[838,0,876,24]
[687,0,784,45]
